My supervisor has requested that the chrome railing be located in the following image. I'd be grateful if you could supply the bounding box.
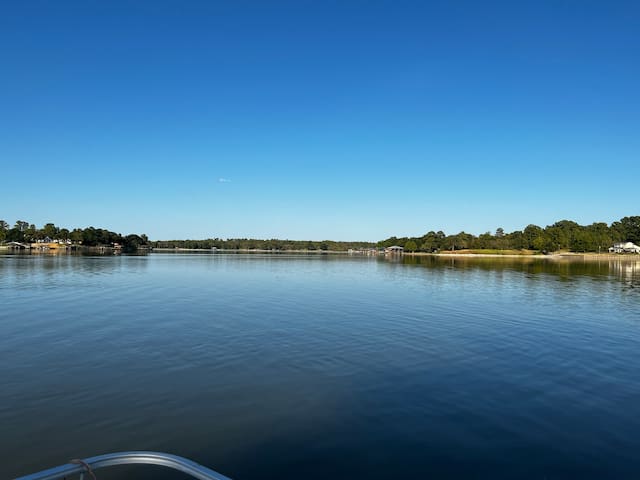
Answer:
[13,451,232,480]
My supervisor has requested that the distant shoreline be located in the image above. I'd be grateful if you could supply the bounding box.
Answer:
[150,247,640,261]
[151,247,348,254]
[408,252,640,261]
[4,245,638,261]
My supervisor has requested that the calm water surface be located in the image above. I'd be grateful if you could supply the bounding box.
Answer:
[1,253,639,479]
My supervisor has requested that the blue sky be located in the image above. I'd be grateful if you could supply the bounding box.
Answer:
[2,1,638,241]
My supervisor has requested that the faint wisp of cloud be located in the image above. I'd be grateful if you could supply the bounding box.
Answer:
[218,178,232,183]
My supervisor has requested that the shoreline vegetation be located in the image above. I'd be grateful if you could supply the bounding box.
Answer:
[2,246,639,261]
[1,216,638,257]
[0,220,149,253]
[152,248,639,261]
[376,216,640,255]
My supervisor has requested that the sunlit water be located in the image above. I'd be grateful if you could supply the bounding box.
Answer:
[1,253,639,479]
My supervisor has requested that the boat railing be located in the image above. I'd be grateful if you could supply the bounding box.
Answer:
[12,451,232,480]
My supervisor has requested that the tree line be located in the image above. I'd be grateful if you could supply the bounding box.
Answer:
[3,216,638,254]
[377,216,640,253]
[0,220,149,252]
[153,238,376,251]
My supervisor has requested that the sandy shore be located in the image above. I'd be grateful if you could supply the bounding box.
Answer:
[407,252,640,261]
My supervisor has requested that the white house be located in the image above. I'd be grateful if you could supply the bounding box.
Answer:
[609,242,640,254]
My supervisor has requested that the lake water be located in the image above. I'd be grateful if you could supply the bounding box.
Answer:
[1,253,639,479]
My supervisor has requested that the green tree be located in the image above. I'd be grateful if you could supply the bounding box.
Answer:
[14,220,29,232]
[445,232,473,250]
[123,234,144,253]
[507,230,525,250]
[419,231,441,252]
[82,227,98,246]
[586,222,613,253]
[475,232,494,249]
[70,229,84,243]
[611,216,640,243]
[6,227,24,242]
[42,223,59,239]
[523,224,543,250]
[0,220,7,242]
[404,240,417,252]
[24,224,37,242]
[545,221,577,251]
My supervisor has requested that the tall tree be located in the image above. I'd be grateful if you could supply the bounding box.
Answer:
[42,223,59,239]
[0,220,7,242]
[612,216,640,243]
[523,224,543,250]
[14,220,29,232]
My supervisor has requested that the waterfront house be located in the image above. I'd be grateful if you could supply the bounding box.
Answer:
[385,245,404,254]
[609,242,640,254]
[31,237,70,251]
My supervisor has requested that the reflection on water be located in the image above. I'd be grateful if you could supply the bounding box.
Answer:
[609,259,640,285]
[1,253,639,480]
[399,254,640,285]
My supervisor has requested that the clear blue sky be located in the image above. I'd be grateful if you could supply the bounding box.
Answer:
[2,1,638,241]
